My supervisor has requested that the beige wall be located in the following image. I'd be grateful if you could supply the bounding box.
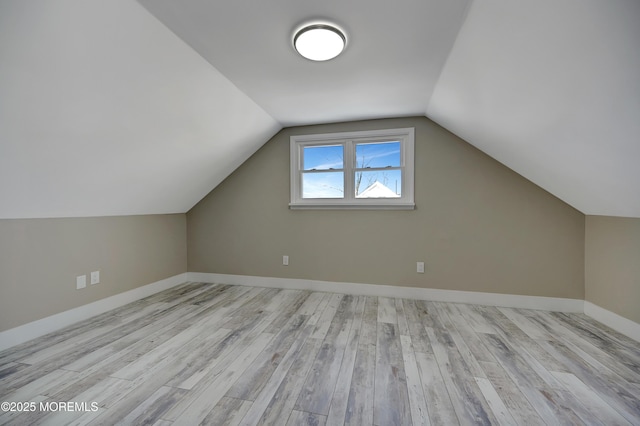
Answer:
[188,117,585,299]
[0,214,187,331]
[585,216,640,323]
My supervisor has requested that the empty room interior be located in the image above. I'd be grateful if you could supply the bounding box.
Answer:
[1,0,639,425]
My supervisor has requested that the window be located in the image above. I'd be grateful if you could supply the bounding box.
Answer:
[290,127,415,209]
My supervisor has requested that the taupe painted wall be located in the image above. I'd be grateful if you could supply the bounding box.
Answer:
[0,214,187,331]
[585,216,640,323]
[188,117,585,299]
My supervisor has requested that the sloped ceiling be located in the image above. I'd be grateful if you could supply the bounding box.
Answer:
[428,0,640,217]
[0,0,280,218]
[1,0,638,219]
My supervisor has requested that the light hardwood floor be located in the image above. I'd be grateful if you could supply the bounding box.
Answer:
[0,282,639,425]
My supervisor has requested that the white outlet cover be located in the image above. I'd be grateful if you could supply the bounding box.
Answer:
[417,262,425,273]
[76,275,87,289]
[91,271,100,285]
[283,255,289,266]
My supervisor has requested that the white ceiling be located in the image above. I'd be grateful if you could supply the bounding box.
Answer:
[137,0,471,126]
[0,0,279,218]
[1,0,638,219]
[427,0,640,217]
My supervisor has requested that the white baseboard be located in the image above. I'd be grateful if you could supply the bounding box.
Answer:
[188,272,584,313]
[9,272,623,354]
[0,273,188,352]
[584,301,640,343]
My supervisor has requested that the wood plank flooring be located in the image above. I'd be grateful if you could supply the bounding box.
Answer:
[0,282,639,425]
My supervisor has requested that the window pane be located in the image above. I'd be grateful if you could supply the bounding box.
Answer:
[302,172,344,198]
[355,170,401,198]
[355,141,400,169]
[303,145,344,171]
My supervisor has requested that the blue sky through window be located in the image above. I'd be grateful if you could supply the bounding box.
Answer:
[302,145,345,198]
[355,141,401,196]
[357,170,401,197]
[355,141,400,168]
[302,172,344,198]
[303,145,343,170]
[301,141,402,198]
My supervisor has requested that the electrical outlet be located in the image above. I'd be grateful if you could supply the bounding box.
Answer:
[417,262,425,273]
[91,270,100,285]
[76,275,87,289]
[283,255,289,266]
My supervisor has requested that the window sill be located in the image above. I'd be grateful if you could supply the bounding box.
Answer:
[289,202,415,210]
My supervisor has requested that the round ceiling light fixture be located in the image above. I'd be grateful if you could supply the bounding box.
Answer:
[293,23,346,61]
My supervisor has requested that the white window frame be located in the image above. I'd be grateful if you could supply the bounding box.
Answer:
[290,127,415,209]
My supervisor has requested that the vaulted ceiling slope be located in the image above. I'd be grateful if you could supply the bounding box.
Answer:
[139,0,640,218]
[0,0,280,219]
[1,0,638,219]
[428,0,640,218]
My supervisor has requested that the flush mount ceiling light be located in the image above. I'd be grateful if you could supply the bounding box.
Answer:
[293,24,346,61]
